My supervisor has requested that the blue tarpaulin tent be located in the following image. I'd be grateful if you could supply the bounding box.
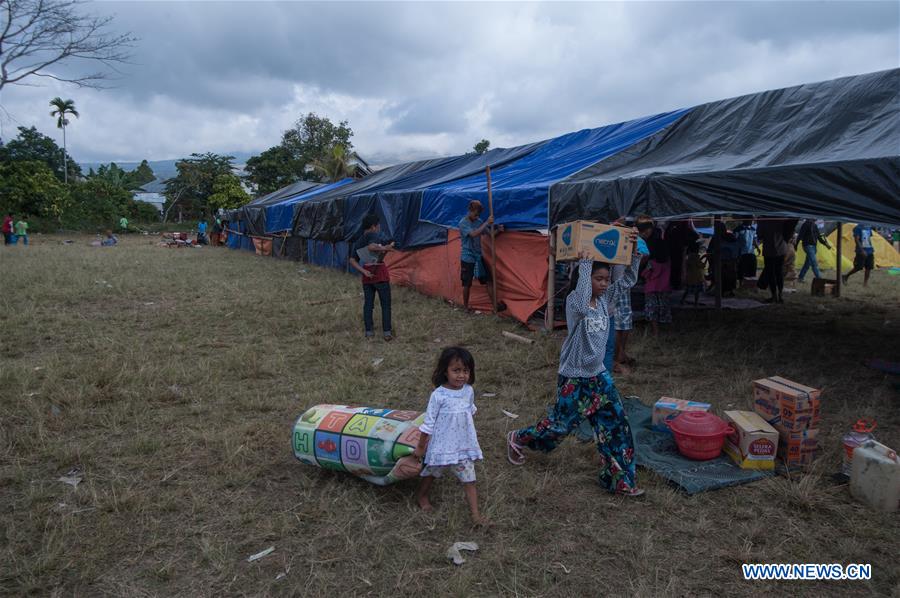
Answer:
[235,69,898,258]
[265,178,354,234]
[418,109,689,230]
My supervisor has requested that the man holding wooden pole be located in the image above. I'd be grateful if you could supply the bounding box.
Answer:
[459,200,506,313]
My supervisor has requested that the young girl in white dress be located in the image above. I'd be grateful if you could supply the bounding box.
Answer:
[413,346,489,526]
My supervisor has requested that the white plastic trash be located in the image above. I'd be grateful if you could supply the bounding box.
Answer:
[849,440,900,513]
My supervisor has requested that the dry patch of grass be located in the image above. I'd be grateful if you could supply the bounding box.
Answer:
[1,234,899,596]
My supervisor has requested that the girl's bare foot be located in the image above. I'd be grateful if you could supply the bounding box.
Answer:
[417,495,434,512]
[472,515,493,527]
[613,362,631,375]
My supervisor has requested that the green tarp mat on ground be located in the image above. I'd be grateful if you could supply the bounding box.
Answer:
[624,397,773,494]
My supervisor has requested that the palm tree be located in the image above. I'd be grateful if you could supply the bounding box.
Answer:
[311,144,352,183]
[49,97,79,184]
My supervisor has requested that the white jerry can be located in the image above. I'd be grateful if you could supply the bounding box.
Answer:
[849,440,900,513]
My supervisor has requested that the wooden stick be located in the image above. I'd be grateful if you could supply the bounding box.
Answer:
[545,230,556,331]
[835,222,843,298]
[306,296,354,306]
[502,330,534,344]
[486,166,498,314]
[714,215,722,310]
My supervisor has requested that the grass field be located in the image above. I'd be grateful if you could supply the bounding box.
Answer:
[2,234,898,597]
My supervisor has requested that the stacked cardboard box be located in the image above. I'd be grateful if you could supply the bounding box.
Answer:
[723,410,779,470]
[752,376,821,467]
[811,278,838,296]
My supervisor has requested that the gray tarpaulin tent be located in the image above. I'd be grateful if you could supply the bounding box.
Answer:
[233,180,322,236]
[551,69,900,227]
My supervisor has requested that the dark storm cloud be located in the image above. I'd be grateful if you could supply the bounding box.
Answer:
[2,1,896,163]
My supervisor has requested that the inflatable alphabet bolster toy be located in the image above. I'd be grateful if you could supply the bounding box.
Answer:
[292,404,424,485]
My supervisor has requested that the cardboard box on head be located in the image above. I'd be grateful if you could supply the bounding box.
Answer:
[556,221,635,265]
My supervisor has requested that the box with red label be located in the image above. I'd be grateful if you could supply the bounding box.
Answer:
[752,376,821,432]
[722,410,779,470]
[652,397,712,433]
[778,428,819,467]
[555,221,635,265]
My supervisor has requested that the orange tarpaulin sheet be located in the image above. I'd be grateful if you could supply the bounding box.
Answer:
[385,230,549,324]
[253,237,272,256]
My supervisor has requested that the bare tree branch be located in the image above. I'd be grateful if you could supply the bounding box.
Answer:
[0,0,136,92]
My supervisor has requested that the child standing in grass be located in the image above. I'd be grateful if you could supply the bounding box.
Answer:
[14,217,28,245]
[413,346,489,526]
[349,214,396,341]
[681,242,705,306]
[637,217,672,335]
[507,233,646,497]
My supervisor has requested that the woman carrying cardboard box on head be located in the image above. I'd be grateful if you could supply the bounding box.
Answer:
[507,227,647,497]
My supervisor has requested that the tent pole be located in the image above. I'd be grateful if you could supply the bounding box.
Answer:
[835,222,843,298]
[714,216,722,310]
[486,166,498,314]
[545,230,556,332]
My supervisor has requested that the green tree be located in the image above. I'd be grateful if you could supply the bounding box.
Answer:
[66,178,132,226]
[4,126,81,181]
[49,97,79,183]
[163,152,235,221]
[91,163,128,188]
[89,160,156,191]
[128,200,162,222]
[0,160,69,219]
[129,160,156,188]
[311,144,352,183]
[244,145,296,195]
[281,112,353,182]
[207,173,251,212]
[473,139,491,154]
[245,113,356,192]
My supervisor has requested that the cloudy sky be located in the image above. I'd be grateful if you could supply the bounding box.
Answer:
[2,1,897,166]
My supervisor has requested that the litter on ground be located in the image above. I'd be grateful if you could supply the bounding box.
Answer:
[247,546,275,562]
[58,468,83,489]
[446,541,479,565]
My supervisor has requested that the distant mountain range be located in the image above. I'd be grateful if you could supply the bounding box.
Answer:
[80,151,256,182]
[79,148,441,184]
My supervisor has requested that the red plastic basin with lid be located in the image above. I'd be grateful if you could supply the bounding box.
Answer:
[667,411,735,460]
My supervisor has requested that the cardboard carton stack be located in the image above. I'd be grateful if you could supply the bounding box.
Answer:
[722,411,779,469]
[752,376,822,467]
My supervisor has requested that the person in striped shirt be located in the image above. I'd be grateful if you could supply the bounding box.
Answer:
[507,232,646,497]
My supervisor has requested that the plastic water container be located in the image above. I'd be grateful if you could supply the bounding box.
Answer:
[849,440,900,513]
[842,418,876,476]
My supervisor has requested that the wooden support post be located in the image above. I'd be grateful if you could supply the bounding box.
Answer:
[835,222,843,298]
[486,166,498,314]
[502,330,535,344]
[714,216,723,310]
[545,230,557,331]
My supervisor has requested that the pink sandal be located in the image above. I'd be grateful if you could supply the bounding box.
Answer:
[507,431,526,465]
[618,487,645,498]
